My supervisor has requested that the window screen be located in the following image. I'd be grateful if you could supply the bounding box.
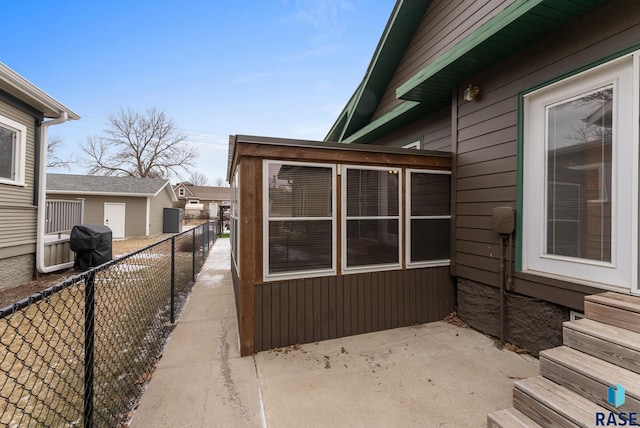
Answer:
[0,126,15,180]
[408,171,451,265]
[265,161,335,277]
[344,167,400,269]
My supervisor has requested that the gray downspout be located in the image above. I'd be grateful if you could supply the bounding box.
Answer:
[36,112,70,273]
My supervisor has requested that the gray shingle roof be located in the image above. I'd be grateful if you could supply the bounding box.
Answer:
[47,173,172,196]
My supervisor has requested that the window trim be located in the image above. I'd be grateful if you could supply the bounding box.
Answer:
[0,114,27,187]
[341,165,402,274]
[517,51,639,292]
[263,160,337,282]
[231,167,240,276]
[406,169,452,268]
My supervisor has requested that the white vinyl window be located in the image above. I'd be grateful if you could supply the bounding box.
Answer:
[264,160,336,281]
[342,166,401,273]
[406,169,451,267]
[0,115,27,186]
[522,53,638,291]
[402,140,421,149]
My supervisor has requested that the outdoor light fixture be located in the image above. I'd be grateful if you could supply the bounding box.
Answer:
[463,84,480,101]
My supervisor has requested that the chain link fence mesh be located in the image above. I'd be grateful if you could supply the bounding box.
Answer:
[0,222,218,427]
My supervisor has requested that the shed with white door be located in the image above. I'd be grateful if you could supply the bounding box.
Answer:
[47,174,177,238]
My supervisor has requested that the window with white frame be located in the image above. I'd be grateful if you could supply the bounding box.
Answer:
[264,160,335,280]
[407,170,451,266]
[343,166,401,272]
[0,115,27,186]
[178,187,185,197]
[521,53,637,290]
[402,140,421,149]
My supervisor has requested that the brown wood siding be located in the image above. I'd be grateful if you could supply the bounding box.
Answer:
[0,102,38,257]
[373,108,451,152]
[372,0,514,120]
[452,0,640,303]
[253,267,455,352]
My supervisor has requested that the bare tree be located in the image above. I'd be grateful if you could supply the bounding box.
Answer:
[189,171,209,186]
[214,177,229,187]
[81,107,197,178]
[47,136,73,169]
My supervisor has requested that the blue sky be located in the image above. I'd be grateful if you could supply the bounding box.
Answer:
[3,1,393,184]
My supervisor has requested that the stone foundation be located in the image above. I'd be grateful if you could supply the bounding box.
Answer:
[457,278,568,356]
[0,254,34,292]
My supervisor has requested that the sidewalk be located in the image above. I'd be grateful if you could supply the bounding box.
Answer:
[130,238,539,428]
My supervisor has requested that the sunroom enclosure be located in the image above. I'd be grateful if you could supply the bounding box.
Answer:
[228,135,454,356]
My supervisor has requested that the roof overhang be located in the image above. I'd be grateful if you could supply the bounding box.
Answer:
[0,62,80,120]
[325,0,431,142]
[395,0,610,105]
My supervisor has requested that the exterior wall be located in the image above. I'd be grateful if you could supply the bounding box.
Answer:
[254,267,455,352]
[52,194,148,237]
[453,0,639,305]
[230,138,453,355]
[374,107,451,151]
[149,188,174,235]
[449,0,639,351]
[0,254,34,292]
[0,99,39,288]
[373,0,514,119]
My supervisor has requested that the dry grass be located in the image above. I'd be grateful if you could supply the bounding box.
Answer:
[0,224,209,427]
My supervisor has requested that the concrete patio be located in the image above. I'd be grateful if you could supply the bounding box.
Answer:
[129,238,539,428]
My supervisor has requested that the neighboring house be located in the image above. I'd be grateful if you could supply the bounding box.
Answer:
[324,0,636,356]
[47,174,177,239]
[0,63,79,290]
[173,183,230,220]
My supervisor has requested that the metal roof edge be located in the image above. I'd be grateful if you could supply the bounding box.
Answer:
[0,62,80,120]
[325,0,429,142]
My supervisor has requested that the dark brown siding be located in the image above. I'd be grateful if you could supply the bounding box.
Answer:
[453,0,640,306]
[374,108,451,152]
[373,0,514,119]
[253,267,455,352]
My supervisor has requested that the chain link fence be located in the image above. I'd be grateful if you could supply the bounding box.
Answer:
[0,222,218,428]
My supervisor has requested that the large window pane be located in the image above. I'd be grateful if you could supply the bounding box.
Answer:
[344,167,401,270]
[411,173,450,216]
[546,86,612,262]
[0,127,15,180]
[346,219,399,267]
[268,220,333,274]
[411,219,450,262]
[346,169,399,217]
[267,163,332,217]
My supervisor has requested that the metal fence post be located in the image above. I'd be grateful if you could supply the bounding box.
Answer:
[84,270,96,428]
[202,224,206,266]
[192,228,196,282]
[170,236,176,324]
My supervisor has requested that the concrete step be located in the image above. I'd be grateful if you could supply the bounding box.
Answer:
[513,375,608,426]
[487,407,543,428]
[585,292,640,333]
[540,346,640,413]
[563,318,640,374]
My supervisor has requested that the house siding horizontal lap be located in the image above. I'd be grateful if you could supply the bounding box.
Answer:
[0,102,38,266]
[253,267,455,352]
[453,0,640,305]
[373,0,514,119]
